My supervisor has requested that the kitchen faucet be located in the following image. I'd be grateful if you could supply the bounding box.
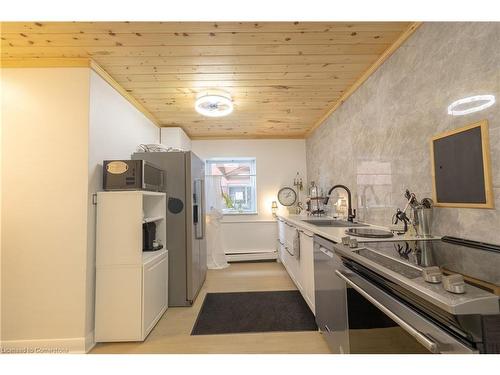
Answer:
[324,184,356,222]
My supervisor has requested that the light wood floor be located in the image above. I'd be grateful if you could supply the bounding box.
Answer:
[91,261,331,354]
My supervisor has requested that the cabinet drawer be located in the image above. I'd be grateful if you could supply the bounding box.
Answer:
[142,252,168,337]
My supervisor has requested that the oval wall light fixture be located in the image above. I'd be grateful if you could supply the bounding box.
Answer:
[195,90,233,117]
[447,95,495,116]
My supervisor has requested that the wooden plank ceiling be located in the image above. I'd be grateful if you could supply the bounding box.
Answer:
[1,22,413,139]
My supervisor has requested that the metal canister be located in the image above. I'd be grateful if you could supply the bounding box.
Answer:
[415,207,433,238]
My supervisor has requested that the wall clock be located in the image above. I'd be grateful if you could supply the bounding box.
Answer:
[277,187,297,206]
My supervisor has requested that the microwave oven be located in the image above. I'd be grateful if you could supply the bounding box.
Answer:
[103,159,165,192]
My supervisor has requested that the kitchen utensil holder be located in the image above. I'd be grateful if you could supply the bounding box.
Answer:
[414,207,433,238]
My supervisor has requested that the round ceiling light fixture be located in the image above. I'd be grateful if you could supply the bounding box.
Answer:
[195,91,233,117]
[447,95,495,116]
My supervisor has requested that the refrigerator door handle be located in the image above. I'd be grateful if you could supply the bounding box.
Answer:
[194,179,204,239]
[193,204,199,224]
[199,178,205,239]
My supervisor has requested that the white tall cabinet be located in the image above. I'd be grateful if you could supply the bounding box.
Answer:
[277,218,315,314]
[95,191,168,342]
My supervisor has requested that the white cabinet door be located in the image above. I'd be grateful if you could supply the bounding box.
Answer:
[96,192,143,266]
[95,266,142,342]
[299,229,315,314]
[277,219,315,314]
[142,252,168,338]
[282,221,302,292]
[277,219,286,263]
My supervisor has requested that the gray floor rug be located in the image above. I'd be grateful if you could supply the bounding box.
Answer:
[191,290,317,335]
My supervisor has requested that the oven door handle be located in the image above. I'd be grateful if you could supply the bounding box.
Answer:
[334,270,439,354]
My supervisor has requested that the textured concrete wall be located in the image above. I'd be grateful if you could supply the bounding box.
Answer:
[306,22,500,243]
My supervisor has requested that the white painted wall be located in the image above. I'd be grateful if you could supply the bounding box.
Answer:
[1,68,90,351]
[87,70,159,346]
[192,139,307,255]
[0,68,159,353]
[160,127,191,150]
[0,67,4,343]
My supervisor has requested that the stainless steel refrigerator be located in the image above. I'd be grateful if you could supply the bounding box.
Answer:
[133,151,207,306]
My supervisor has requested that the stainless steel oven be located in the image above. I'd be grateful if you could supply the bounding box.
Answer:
[333,267,474,353]
[313,235,500,354]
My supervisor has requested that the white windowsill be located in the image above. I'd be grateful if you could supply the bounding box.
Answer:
[222,212,258,216]
[221,219,276,224]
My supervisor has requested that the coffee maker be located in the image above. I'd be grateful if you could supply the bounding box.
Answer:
[142,222,162,251]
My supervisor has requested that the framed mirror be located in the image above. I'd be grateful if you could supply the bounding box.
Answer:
[430,120,494,208]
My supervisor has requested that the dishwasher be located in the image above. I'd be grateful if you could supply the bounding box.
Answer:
[313,234,349,353]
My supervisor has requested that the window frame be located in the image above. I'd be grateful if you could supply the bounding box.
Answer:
[205,157,258,215]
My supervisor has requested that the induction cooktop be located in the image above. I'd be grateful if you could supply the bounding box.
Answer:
[364,237,500,286]
[333,236,500,315]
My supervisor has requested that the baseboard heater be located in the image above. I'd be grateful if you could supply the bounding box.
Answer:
[225,249,278,262]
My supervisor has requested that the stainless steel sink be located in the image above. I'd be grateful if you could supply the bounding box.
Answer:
[301,219,368,227]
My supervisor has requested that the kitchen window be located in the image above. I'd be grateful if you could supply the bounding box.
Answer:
[206,158,257,214]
